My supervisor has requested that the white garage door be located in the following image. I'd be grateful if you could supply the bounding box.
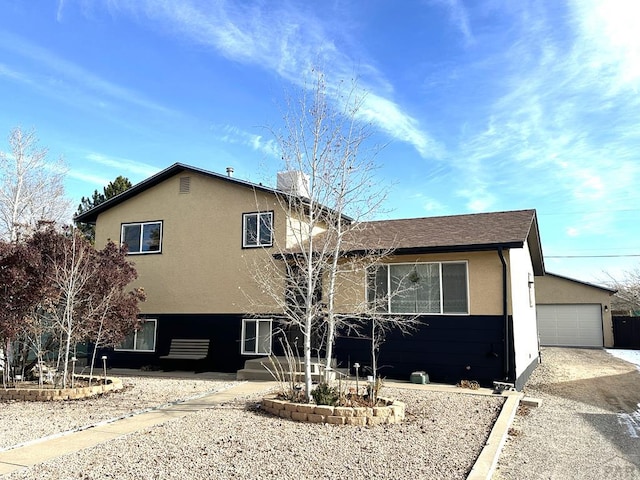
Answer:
[537,304,603,347]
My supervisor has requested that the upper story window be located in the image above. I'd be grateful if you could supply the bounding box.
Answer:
[121,221,162,254]
[243,212,273,248]
[368,262,469,315]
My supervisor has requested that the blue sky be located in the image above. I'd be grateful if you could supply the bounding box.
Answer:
[0,0,638,285]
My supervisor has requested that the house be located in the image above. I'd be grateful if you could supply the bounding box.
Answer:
[75,163,544,390]
[535,273,616,348]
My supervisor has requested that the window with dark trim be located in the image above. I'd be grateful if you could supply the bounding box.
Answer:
[368,262,469,314]
[242,212,273,247]
[121,221,162,254]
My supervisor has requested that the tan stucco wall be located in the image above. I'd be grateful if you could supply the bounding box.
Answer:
[333,250,507,316]
[536,274,614,347]
[95,172,286,314]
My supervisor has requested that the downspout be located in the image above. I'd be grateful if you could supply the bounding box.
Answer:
[497,247,509,380]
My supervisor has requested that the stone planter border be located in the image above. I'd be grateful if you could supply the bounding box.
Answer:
[0,375,123,402]
[261,396,405,426]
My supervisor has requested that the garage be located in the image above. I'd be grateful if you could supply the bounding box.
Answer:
[537,304,603,347]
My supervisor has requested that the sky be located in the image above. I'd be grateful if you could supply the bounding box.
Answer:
[0,0,638,285]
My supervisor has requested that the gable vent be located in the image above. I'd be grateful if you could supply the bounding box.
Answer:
[179,176,191,194]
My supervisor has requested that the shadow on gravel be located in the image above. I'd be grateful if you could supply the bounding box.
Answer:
[536,370,640,413]
[581,411,640,472]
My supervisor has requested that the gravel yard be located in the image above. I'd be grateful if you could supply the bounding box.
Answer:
[1,378,504,479]
[0,377,238,449]
[495,347,640,480]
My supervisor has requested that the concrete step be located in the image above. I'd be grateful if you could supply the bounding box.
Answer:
[236,357,344,382]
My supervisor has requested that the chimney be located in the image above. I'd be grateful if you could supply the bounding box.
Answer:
[226,167,234,177]
[277,171,310,198]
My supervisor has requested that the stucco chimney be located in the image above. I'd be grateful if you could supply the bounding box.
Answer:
[277,171,310,198]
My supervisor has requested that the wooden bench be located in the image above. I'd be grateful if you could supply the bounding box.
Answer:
[159,339,210,361]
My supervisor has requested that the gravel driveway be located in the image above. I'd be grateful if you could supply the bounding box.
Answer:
[495,347,640,480]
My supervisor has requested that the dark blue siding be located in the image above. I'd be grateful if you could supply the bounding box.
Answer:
[334,315,509,387]
[98,314,253,372]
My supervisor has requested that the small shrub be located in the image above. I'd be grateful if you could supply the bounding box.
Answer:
[311,382,340,406]
[456,379,480,390]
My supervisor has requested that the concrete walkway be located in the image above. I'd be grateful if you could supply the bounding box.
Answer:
[0,381,277,476]
[0,378,522,479]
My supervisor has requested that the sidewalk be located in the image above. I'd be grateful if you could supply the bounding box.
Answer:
[0,380,277,476]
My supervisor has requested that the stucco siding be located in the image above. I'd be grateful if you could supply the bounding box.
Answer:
[508,241,540,381]
[94,172,286,314]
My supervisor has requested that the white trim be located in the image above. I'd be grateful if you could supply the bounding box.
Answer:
[241,318,272,355]
[369,261,470,315]
[242,212,273,248]
[115,319,157,352]
[121,221,163,255]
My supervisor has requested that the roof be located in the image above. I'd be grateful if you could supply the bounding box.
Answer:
[74,162,350,224]
[542,272,617,294]
[75,164,544,275]
[288,209,546,275]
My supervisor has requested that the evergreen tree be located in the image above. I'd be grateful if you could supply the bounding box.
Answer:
[75,176,132,242]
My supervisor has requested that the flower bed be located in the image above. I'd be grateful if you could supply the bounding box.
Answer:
[0,375,123,401]
[261,396,405,426]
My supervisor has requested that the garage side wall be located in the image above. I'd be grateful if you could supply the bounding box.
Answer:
[508,242,540,384]
[536,274,613,347]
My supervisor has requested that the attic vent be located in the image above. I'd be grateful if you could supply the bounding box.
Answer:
[179,176,191,194]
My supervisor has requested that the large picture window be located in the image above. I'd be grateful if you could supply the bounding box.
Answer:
[368,262,469,314]
[243,212,273,248]
[241,319,272,355]
[121,221,162,254]
[115,319,157,352]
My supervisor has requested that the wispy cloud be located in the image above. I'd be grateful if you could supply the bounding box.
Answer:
[440,0,640,214]
[430,0,475,46]
[78,0,437,159]
[0,63,33,83]
[571,0,640,92]
[0,30,174,116]
[210,124,280,159]
[66,169,111,186]
[84,152,159,178]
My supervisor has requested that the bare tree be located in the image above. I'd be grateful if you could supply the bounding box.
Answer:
[249,70,396,401]
[0,127,71,242]
[605,267,640,314]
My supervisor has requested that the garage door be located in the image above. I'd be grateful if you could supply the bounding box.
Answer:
[537,304,603,347]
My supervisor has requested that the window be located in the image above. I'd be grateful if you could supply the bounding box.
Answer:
[121,221,162,254]
[243,212,273,247]
[116,319,157,352]
[368,262,469,314]
[241,319,272,355]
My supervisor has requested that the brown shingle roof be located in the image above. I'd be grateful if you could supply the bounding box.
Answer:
[332,208,545,275]
[347,209,538,252]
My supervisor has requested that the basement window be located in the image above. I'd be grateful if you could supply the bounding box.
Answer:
[241,319,272,355]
